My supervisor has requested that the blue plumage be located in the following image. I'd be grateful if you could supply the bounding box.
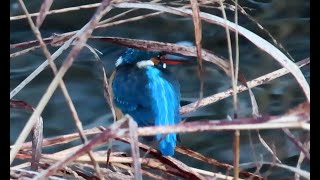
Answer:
[112,48,181,156]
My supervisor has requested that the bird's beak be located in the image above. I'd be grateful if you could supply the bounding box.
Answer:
[160,59,192,65]
[159,54,193,68]
[151,54,193,69]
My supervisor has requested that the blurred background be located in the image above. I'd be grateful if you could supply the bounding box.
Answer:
[10,0,309,179]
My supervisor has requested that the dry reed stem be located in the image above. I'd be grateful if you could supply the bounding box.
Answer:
[33,115,128,179]
[111,162,164,180]
[18,151,238,179]
[17,110,309,158]
[136,113,309,137]
[98,0,161,25]
[233,129,240,179]
[176,146,264,179]
[27,125,209,180]
[10,3,101,21]
[228,1,295,61]
[282,128,310,159]
[113,2,310,101]
[32,118,202,179]
[257,130,282,163]
[12,128,100,150]
[98,9,136,25]
[10,2,309,178]
[11,2,310,101]
[97,11,163,29]
[10,2,309,103]
[190,0,204,108]
[241,161,310,179]
[12,59,309,151]
[16,0,103,177]
[16,144,245,179]
[10,33,74,99]
[113,137,206,180]
[10,0,112,166]
[14,113,308,178]
[11,167,65,180]
[10,12,163,59]
[128,117,142,179]
[10,12,160,50]
[18,130,259,179]
[219,0,240,178]
[10,45,41,58]
[181,58,309,114]
[10,100,43,171]
[10,15,166,99]
[295,140,309,180]
[35,0,53,28]
[190,0,202,71]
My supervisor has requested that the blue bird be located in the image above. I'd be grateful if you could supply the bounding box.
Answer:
[111,48,182,156]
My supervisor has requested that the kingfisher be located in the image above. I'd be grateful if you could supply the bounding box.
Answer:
[111,48,183,156]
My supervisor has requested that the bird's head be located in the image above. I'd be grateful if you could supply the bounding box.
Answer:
[115,48,191,69]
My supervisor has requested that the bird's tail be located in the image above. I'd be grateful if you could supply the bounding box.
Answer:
[157,133,176,156]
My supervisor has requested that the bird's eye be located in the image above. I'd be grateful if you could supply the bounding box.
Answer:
[157,52,165,60]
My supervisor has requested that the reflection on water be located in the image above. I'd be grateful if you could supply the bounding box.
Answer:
[10,0,309,178]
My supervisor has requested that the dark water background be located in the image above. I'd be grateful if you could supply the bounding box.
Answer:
[10,0,310,179]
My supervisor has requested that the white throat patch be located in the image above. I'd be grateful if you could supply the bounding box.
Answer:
[136,60,154,68]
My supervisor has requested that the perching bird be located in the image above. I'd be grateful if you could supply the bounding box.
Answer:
[111,48,182,156]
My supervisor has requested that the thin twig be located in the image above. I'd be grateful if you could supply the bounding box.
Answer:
[219,0,240,178]
[12,58,309,153]
[10,100,43,171]
[10,45,41,58]
[15,0,104,178]
[282,128,310,160]
[176,146,264,179]
[295,139,309,180]
[190,0,204,108]
[35,0,53,28]
[112,2,310,101]
[240,161,310,179]
[10,3,101,21]
[128,116,142,180]
[10,0,112,166]
[136,114,309,139]
[180,58,309,114]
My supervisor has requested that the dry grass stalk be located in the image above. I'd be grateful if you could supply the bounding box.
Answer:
[282,128,310,160]
[35,0,53,28]
[10,1,309,179]
[33,115,128,179]
[12,58,309,151]
[10,0,113,167]
[113,2,310,101]
[218,0,240,178]
[11,2,310,101]
[190,0,204,108]
[10,3,101,21]
[16,0,104,178]
[10,100,43,171]
[136,112,309,136]
[176,146,264,179]
[128,117,143,179]
[295,139,309,180]
[10,45,41,58]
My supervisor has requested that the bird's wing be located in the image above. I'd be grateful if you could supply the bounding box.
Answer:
[112,66,154,126]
